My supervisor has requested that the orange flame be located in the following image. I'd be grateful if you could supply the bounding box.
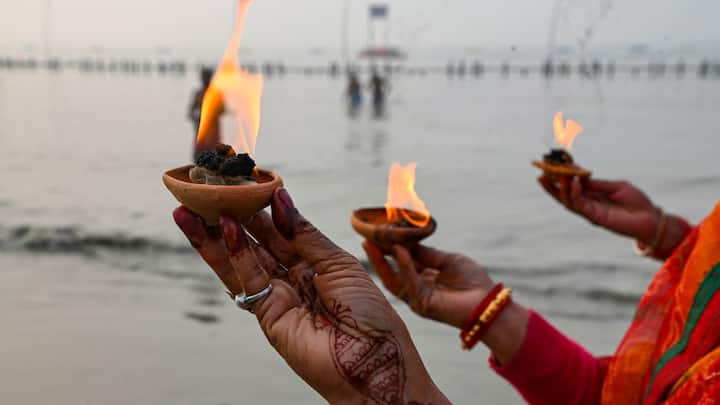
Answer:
[553,111,583,151]
[384,163,431,228]
[196,0,263,157]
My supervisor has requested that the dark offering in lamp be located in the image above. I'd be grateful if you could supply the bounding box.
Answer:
[351,163,436,251]
[163,144,282,224]
[532,112,591,182]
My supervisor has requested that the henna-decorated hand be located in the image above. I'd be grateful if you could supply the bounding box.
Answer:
[363,242,494,329]
[173,189,449,405]
[538,177,692,259]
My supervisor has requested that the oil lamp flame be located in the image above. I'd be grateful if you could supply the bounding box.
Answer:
[553,111,583,151]
[196,0,263,158]
[385,163,431,228]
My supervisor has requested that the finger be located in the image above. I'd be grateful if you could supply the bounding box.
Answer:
[250,242,288,279]
[391,245,423,301]
[220,216,271,298]
[559,177,571,207]
[245,210,301,268]
[173,207,243,294]
[362,240,403,295]
[271,188,356,274]
[537,176,564,205]
[584,179,623,194]
[569,178,585,211]
[411,244,457,270]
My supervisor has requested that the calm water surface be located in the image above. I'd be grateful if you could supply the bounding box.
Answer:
[0,67,719,402]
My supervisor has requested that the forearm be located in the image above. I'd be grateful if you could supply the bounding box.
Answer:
[487,310,607,405]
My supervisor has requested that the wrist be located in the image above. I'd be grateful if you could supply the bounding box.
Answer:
[481,302,530,365]
[332,380,449,405]
[652,214,693,259]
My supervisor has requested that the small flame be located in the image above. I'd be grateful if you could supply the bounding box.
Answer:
[196,0,263,157]
[553,111,583,151]
[384,163,431,228]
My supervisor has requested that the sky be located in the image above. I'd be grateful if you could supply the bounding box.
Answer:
[1,0,719,55]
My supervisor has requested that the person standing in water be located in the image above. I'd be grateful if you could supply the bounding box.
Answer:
[347,72,362,106]
[189,67,224,158]
[368,69,390,117]
[346,71,363,117]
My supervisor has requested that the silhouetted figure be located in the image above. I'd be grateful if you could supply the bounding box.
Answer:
[471,62,484,77]
[346,72,362,109]
[501,62,510,77]
[542,59,554,78]
[369,70,389,118]
[559,62,571,76]
[675,61,687,77]
[189,68,215,146]
[446,61,455,76]
[457,61,467,76]
[606,61,616,78]
[328,62,339,77]
[346,72,363,119]
[699,61,709,78]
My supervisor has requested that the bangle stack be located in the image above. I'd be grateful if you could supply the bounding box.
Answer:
[460,283,513,350]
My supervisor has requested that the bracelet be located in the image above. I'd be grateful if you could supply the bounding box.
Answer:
[634,207,668,257]
[460,285,513,350]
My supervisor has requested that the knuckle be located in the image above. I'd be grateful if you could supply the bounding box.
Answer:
[319,251,359,273]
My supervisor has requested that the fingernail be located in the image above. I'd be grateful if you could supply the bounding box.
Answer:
[173,207,206,249]
[219,216,248,254]
[272,188,298,240]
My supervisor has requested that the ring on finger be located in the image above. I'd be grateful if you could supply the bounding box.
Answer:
[234,284,273,312]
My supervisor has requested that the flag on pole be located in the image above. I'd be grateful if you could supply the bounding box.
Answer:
[369,4,388,19]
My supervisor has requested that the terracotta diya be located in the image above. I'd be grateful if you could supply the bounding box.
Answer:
[162,0,282,224]
[163,145,282,224]
[351,162,436,250]
[532,111,591,182]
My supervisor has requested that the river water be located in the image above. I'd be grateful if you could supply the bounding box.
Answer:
[1,63,719,403]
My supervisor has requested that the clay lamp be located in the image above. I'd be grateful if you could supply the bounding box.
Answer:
[351,163,436,251]
[532,111,591,182]
[163,144,282,224]
[163,0,281,224]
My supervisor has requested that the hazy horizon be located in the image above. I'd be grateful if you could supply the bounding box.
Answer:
[2,0,720,57]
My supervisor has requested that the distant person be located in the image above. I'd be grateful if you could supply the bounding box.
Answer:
[189,67,213,134]
[368,70,388,108]
[346,72,362,118]
[346,72,362,106]
[368,70,390,118]
[189,67,223,158]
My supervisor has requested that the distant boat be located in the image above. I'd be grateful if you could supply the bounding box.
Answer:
[358,46,406,60]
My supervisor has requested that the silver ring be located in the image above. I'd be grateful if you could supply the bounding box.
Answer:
[234,284,273,311]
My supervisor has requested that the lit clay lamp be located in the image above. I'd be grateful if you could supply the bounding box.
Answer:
[163,0,282,224]
[532,111,591,183]
[351,163,436,251]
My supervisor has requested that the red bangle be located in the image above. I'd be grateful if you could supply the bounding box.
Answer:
[460,284,513,350]
[460,283,504,333]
